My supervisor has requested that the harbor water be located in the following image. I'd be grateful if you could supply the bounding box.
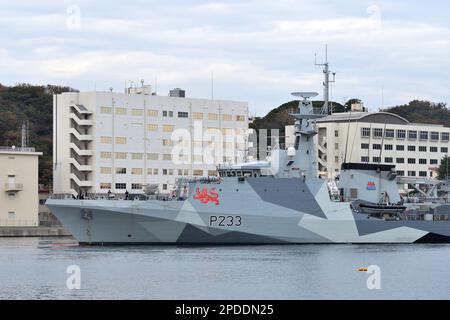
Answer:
[0,237,449,300]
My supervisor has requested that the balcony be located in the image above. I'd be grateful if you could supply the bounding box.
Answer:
[4,183,23,192]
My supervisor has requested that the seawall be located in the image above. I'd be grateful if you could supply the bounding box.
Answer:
[0,227,72,237]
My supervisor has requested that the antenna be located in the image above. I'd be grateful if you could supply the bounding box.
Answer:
[315,44,336,115]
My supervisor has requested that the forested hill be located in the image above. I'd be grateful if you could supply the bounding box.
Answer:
[250,100,346,132]
[251,99,450,133]
[382,100,450,127]
[0,84,77,187]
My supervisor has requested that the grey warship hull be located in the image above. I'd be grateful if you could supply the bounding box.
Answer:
[46,178,450,245]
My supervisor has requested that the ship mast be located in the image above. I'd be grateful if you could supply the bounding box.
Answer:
[290,92,324,180]
[315,45,336,114]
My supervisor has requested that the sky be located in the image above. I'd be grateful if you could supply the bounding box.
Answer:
[0,0,449,116]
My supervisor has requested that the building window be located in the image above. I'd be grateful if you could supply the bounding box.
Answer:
[408,146,416,152]
[147,124,158,132]
[222,114,232,121]
[115,183,126,190]
[131,153,143,160]
[431,132,439,141]
[408,158,416,164]
[384,144,393,151]
[361,143,369,150]
[178,112,189,118]
[335,156,339,163]
[115,137,127,144]
[115,107,127,115]
[441,147,448,153]
[361,156,369,163]
[162,139,173,146]
[147,153,159,160]
[397,130,406,139]
[408,171,416,177]
[419,146,427,152]
[163,154,172,161]
[419,171,427,177]
[100,152,112,159]
[396,145,405,151]
[430,159,438,165]
[361,128,370,138]
[100,136,112,144]
[373,128,383,138]
[162,169,168,175]
[419,159,427,164]
[334,143,339,150]
[397,171,405,176]
[373,157,381,163]
[132,184,142,190]
[116,167,127,174]
[192,112,203,120]
[100,107,112,114]
[385,129,394,138]
[385,157,393,163]
[132,168,143,175]
[208,113,218,121]
[334,130,339,137]
[193,170,203,176]
[8,212,16,220]
[396,158,405,164]
[148,110,158,117]
[208,170,217,177]
[163,125,174,132]
[373,144,382,150]
[430,146,438,152]
[162,184,168,190]
[441,132,449,142]
[184,169,189,176]
[100,183,112,189]
[115,152,127,159]
[100,167,112,174]
[148,168,158,175]
[132,109,143,116]
[162,110,173,117]
[408,130,417,140]
[169,169,174,175]
[236,115,245,122]
[419,131,429,140]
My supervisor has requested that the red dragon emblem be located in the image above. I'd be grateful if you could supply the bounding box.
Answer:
[193,187,220,205]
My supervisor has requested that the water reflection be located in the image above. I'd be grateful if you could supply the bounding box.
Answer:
[0,237,449,299]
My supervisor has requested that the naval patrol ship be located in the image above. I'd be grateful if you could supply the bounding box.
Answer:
[46,92,450,244]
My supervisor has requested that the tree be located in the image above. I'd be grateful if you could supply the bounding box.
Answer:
[344,98,363,112]
[438,156,450,180]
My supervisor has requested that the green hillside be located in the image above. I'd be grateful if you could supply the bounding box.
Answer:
[0,84,77,187]
[382,100,450,126]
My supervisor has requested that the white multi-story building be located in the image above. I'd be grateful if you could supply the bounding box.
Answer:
[53,87,249,196]
[286,111,450,179]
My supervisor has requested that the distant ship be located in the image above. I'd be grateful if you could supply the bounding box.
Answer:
[46,92,450,244]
